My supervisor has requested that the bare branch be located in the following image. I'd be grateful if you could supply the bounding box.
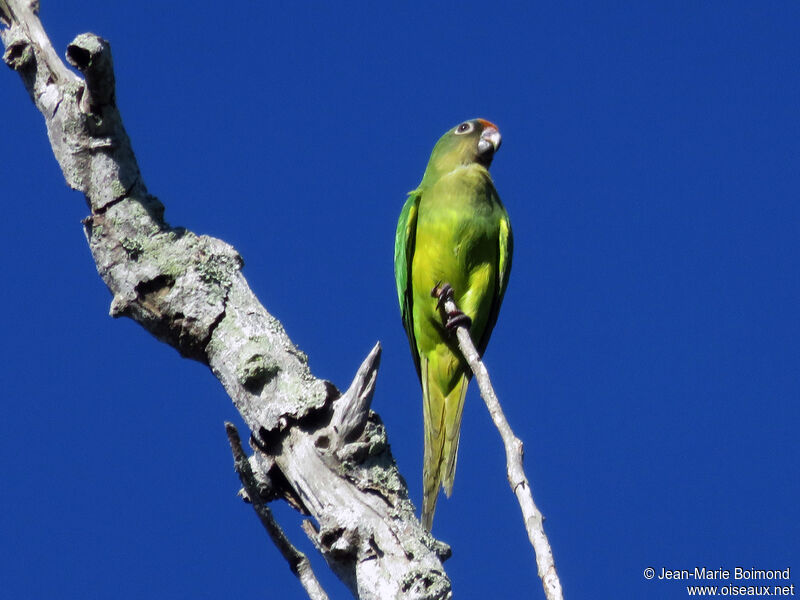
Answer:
[1,0,74,86]
[226,422,330,600]
[2,3,451,598]
[435,289,564,600]
[331,342,382,442]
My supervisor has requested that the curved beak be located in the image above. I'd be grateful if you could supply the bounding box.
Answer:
[477,124,502,164]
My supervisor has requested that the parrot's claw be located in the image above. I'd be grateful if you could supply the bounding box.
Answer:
[444,311,472,331]
[432,282,455,310]
[431,282,472,331]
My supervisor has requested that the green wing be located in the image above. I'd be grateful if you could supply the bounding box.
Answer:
[475,210,513,356]
[394,190,422,379]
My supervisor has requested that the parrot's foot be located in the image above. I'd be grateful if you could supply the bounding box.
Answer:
[444,311,472,331]
[431,282,472,331]
[432,282,454,309]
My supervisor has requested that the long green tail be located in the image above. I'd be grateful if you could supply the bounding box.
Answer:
[421,357,469,530]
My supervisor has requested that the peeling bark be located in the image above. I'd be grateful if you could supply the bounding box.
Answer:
[1,3,451,598]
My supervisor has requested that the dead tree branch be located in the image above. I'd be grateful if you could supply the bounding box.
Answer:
[435,289,564,600]
[1,3,451,598]
[225,422,330,600]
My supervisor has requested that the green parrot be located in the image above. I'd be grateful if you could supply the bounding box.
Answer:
[394,118,513,530]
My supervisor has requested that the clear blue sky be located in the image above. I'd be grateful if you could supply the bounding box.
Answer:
[2,2,798,598]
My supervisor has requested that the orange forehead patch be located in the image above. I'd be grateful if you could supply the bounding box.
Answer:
[477,118,498,130]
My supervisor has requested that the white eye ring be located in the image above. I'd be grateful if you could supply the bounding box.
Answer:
[454,121,474,135]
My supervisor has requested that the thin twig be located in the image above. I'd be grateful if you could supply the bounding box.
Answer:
[225,423,330,600]
[437,290,564,600]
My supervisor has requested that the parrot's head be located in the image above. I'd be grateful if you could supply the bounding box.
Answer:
[421,118,502,185]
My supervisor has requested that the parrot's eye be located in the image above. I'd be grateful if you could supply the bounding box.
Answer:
[454,122,474,135]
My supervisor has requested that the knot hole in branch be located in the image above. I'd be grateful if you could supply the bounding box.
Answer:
[65,43,90,70]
